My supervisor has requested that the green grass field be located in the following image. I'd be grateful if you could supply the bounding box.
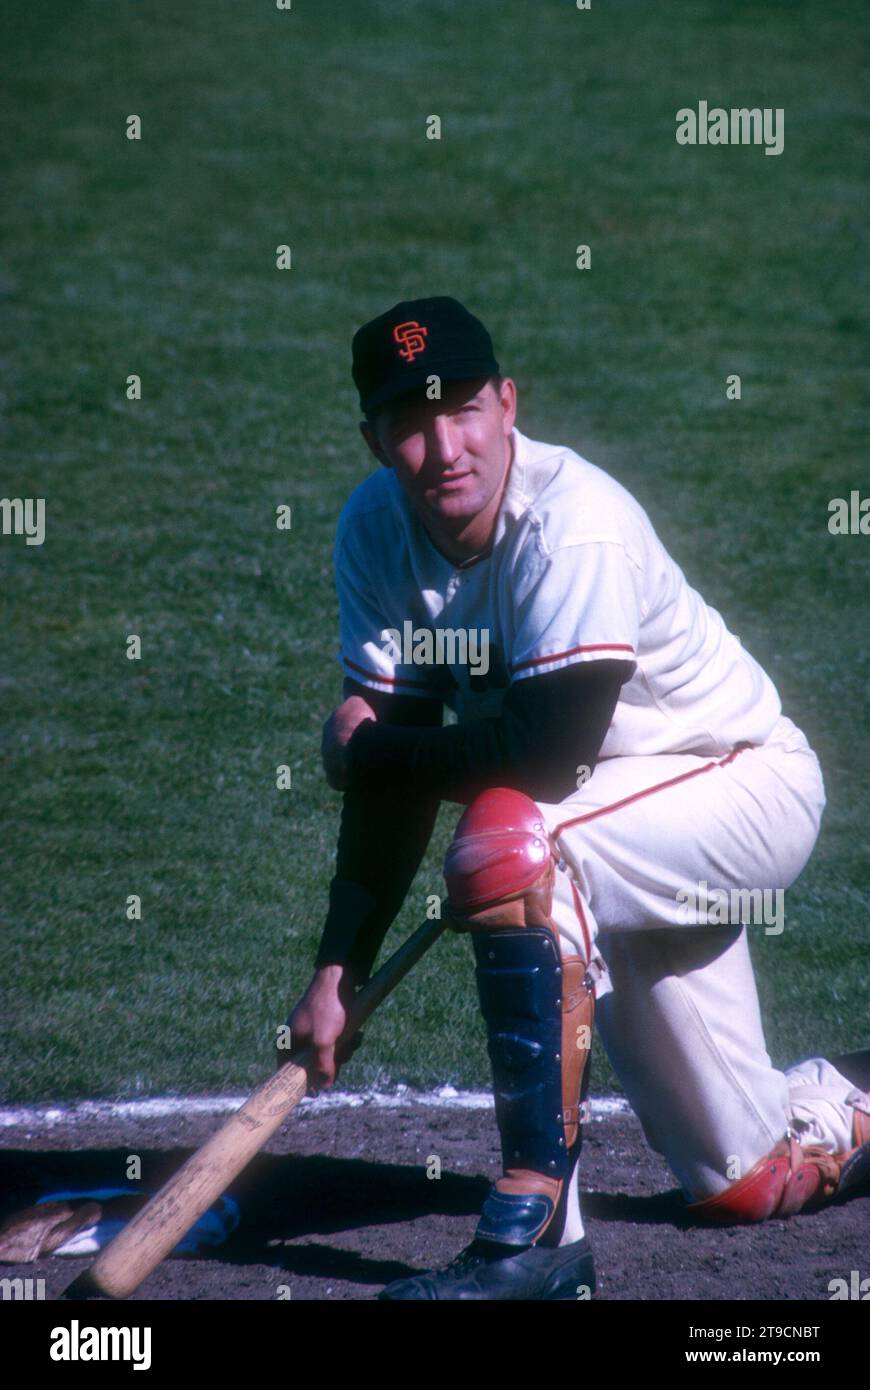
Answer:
[1,0,867,1103]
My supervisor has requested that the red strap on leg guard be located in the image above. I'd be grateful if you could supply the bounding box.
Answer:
[687,1134,842,1222]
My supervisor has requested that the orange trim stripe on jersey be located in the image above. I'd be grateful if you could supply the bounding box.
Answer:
[511,642,635,674]
[553,743,752,840]
[344,656,432,691]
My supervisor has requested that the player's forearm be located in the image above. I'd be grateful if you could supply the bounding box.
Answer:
[345,660,633,803]
[313,785,440,980]
[347,717,564,805]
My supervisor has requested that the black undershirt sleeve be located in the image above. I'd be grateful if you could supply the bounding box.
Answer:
[313,659,633,979]
[346,659,634,805]
[313,684,443,981]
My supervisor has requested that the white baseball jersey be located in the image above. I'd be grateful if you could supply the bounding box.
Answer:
[333,424,863,1211]
[334,425,782,758]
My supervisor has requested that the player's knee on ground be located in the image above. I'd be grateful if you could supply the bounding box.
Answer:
[442,788,595,1246]
[688,1108,870,1222]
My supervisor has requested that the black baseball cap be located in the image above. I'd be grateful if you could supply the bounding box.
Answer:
[352,296,500,418]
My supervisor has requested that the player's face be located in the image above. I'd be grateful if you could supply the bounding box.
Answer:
[364,376,517,542]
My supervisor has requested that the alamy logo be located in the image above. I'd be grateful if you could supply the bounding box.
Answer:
[381,621,490,676]
[0,1276,46,1300]
[828,1271,870,1300]
[676,103,784,156]
[1,497,45,545]
[50,1321,152,1370]
[828,491,869,535]
[676,880,784,935]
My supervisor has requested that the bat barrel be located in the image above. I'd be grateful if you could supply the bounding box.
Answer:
[59,915,447,1299]
[71,1060,311,1299]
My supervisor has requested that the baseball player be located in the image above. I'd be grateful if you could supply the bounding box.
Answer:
[286,296,870,1300]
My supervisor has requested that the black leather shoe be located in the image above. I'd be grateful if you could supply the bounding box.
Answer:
[378,1236,595,1301]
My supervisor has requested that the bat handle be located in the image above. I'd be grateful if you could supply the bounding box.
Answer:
[281,916,447,1073]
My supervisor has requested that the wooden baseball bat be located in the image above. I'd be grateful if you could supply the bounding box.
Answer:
[61,915,447,1299]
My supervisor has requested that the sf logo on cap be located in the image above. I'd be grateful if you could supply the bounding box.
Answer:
[393,320,428,362]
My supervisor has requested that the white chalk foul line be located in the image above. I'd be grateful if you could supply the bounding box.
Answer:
[0,1087,631,1130]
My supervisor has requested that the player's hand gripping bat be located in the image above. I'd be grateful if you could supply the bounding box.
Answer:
[61,915,447,1300]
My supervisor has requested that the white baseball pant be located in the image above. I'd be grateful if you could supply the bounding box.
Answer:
[534,713,865,1208]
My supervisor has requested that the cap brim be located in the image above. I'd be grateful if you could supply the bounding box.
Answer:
[362,358,499,416]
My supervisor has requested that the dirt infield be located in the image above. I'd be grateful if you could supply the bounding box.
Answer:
[1,1100,867,1301]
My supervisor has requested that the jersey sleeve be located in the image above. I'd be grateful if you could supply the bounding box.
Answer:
[509,541,639,681]
[334,529,437,699]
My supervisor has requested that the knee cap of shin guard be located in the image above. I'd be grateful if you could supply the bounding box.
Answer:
[444,787,555,916]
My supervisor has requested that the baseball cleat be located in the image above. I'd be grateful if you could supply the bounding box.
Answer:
[834,1102,870,1197]
[378,1235,595,1301]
